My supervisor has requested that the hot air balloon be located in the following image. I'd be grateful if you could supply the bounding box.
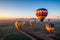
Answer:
[48,19,50,21]
[29,20,33,26]
[36,8,48,22]
[15,21,23,31]
[45,23,55,33]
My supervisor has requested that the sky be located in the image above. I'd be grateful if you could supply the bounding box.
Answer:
[0,0,60,19]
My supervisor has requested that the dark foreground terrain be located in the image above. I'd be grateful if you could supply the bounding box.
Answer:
[0,20,60,40]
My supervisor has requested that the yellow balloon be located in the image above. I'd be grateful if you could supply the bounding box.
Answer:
[45,23,55,33]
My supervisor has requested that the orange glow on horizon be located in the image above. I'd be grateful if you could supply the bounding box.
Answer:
[0,16,18,20]
[0,16,35,20]
[0,16,60,20]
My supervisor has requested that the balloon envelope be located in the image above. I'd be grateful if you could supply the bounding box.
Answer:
[15,21,23,31]
[48,19,50,22]
[45,23,55,33]
[29,20,33,26]
[36,8,48,22]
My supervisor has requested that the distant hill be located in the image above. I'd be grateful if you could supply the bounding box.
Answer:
[0,18,60,23]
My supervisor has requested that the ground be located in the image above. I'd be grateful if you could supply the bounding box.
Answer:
[0,20,60,40]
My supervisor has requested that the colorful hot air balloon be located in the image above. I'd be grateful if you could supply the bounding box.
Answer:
[15,21,23,31]
[36,8,48,22]
[29,20,33,26]
[45,23,55,33]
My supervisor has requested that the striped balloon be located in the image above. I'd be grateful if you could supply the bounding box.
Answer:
[45,23,55,33]
[36,8,48,22]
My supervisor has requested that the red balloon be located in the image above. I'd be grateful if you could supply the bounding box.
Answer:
[36,8,48,22]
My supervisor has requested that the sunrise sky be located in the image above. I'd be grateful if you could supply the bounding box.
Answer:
[0,0,60,20]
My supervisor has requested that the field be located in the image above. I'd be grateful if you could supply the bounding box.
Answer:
[21,21,60,40]
[0,20,60,40]
[0,22,32,40]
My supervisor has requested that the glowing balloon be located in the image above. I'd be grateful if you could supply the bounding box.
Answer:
[45,23,55,33]
[15,21,23,31]
[29,20,33,26]
[36,8,48,22]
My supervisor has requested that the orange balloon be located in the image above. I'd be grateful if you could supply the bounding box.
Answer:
[30,20,33,26]
[15,21,23,31]
[45,23,55,33]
